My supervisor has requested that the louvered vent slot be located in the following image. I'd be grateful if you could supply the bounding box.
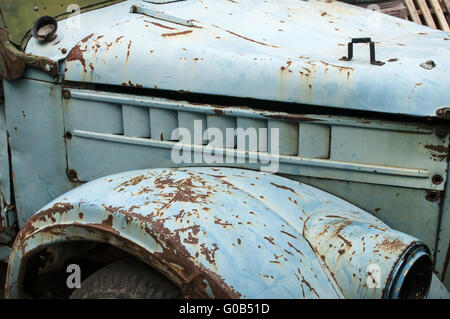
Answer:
[206,115,237,148]
[236,118,267,152]
[178,111,207,145]
[122,104,150,138]
[150,108,178,141]
[268,120,299,156]
[67,99,123,134]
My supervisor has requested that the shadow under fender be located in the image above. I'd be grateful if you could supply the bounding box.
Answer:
[5,167,432,298]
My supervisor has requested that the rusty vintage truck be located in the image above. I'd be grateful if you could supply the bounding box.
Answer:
[0,0,449,299]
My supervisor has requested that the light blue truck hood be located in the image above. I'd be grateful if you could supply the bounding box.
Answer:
[26,0,450,117]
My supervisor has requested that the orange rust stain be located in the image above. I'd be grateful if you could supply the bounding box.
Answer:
[67,45,87,72]
[376,238,406,253]
[320,60,354,71]
[125,41,132,64]
[161,30,194,37]
[81,33,94,43]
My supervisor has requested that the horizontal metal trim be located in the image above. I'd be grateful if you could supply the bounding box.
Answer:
[68,89,433,134]
[72,130,438,191]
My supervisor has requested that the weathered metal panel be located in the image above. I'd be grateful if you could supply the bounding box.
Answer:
[3,79,73,226]
[24,0,450,117]
[293,177,441,259]
[0,90,16,244]
[330,126,448,169]
[5,167,433,298]
[64,88,447,192]
[3,78,448,292]
[434,161,450,288]
[304,210,427,298]
[0,89,11,207]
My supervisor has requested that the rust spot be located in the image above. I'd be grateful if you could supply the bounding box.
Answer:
[81,33,94,43]
[200,243,219,265]
[126,41,132,64]
[212,25,279,48]
[114,175,147,190]
[102,205,124,214]
[337,234,352,248]
[369,225,387,231]
[298,268,319,297]
[264,236,275,245]
[263,112,322,122]
[376,238,406,253]
[101,215,114,227]
[280,230,298,239]
[271,183,304,199]
[67,44,87,72]
[424,144,448,153]
[320,60,353,71]
[214,216,233,227]
[38,202,74,221]
[161,30,193,37]
[424,144,448,161]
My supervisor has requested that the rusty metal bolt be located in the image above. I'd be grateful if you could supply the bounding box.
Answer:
[425,191,439,202]
[67,169,78,182]
[62,89,71,99]
[64,131,72,139]
[432,175,443,185]
[61,48,67,54]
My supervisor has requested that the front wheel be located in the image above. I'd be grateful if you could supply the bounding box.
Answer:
[69,258,182,299]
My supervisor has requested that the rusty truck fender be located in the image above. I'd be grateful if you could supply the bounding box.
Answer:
[5,167,433,298]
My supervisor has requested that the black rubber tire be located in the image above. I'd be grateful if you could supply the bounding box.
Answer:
[69,258,182,299]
